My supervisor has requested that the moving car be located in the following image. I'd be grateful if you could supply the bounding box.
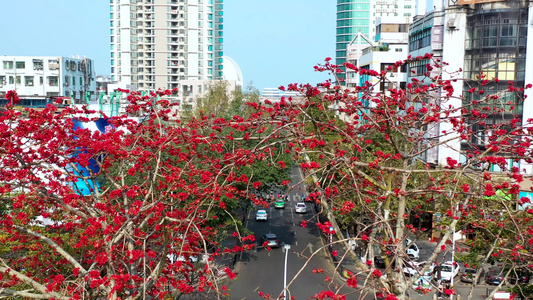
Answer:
[275,199,285,209]
[256,209,268,221]
[295,202,307,213]
[486,266,505,285]
[260,233,280,248]
[460,267,484,284]
[440,261,460,282]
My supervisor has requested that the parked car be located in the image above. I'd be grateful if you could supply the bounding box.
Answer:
[460,267,484,284]
[260,233,280,248]
[295,202,307,213]
[440,261,460,282]
[509,267,531,285]
[405,238,420,259]
[255,209,268,221]
[486,266,505,285]
[374,256,400,270]
[404,261,433,277]
[274,199,285,209]
[374,256,386,269]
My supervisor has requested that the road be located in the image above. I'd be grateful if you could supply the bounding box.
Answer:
[224,164,511,300]
[226,165,342,299]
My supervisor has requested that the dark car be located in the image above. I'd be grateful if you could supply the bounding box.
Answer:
[460,267,484,284]
[486,266,505,285]
[509,267,531,285]
[260,233,280,248]
[374,256,386,269]
[374,256,399,270]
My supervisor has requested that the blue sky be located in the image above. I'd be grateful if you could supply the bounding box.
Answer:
[1,1,335,93]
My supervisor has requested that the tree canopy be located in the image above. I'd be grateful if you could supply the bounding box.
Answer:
[1,56,533,300]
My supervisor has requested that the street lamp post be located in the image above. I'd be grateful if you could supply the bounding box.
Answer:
[283,244,291,299]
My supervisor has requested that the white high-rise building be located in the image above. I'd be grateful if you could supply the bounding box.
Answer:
[110,0,223,105]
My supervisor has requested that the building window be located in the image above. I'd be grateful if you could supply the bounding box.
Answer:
[408,59,429,76]
[409,28,431,51]
[48,76,58,86]
[16,76,21,85]
[16,61,25,69]
[33,59,43,70]
[3,61,13,69]
[25,76,34,86]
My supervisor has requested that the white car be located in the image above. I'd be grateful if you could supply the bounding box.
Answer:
[405,238,420,259]
[404,261,433,277]
[295,202,307,213]
[256,209,268,221]
[440,261,460,282]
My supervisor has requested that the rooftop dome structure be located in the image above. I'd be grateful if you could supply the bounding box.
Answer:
[222,56,243,88]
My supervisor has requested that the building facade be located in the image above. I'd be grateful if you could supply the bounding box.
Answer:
[406,0,533,206]
[336,0,416,81]
[110,0,224,101]
[358,18,410,87]
[0,55,96,106]
[347,17,410,88]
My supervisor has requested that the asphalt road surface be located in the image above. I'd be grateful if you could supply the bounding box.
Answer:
[226,165,343,299]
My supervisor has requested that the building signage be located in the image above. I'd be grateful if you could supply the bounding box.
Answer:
[518,191,533,210]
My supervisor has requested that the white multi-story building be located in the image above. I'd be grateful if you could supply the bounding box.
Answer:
[358,18,410,87]
[0,55,96,105]
[336,0,416,82]
[110,0,225,107]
